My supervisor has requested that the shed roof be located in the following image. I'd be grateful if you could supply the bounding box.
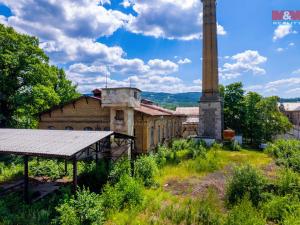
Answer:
[0,129,113,158]
[134,103,177,116]
[175,107,199,116]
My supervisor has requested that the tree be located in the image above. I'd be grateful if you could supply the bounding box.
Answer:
[0,24,79,128]
[243,92,263,145]
[223,82,245,133]
[256,96,292,142]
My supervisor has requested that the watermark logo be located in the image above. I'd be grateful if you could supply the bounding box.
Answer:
[272,10,300,25]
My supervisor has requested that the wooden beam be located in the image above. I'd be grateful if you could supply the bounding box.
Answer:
[72,158,77,194]
[64,160,68,175]
[24,155,29,203]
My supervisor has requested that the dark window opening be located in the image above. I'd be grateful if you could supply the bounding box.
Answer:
[65,126,74,130]
[115,110,124,121]
[48,126,55,130]
[84,127,93,131]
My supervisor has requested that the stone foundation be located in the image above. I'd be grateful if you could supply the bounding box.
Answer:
[199,99,223,140]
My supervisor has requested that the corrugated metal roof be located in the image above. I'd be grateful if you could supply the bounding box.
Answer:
[175,107,199,116]
[0,129,113,158]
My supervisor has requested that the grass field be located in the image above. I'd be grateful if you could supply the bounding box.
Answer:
[105,148,274,225]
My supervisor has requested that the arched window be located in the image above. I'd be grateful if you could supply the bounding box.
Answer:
[65,126,74,130]
[48,126,56,130]
[84,127,93,131]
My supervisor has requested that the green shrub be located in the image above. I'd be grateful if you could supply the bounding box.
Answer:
[230,140,242,151]
[277,168,300,196]
[194,191,224,225]
[194,151,220,173]
[56,187,104,225]
[226,165,266,206]
[188,139,207,159]
[30,159,66,180]
[262,195,300,223]
[115,175,144,208]
[171,139,189,152]
[102,175,143,211]
[101,183,122,212]
[134,155,158,187]
[108,157,131,185]
[265,139,300,172]
[155,145,168,167]
[225,198,266,225]
[161,203,193,225]
[283,210,300,225]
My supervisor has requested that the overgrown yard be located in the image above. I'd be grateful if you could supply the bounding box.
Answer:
[0,139,300,225]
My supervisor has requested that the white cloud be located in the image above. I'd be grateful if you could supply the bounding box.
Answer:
[273,24,296,41]
[217,24,227,36]
[177,58,192,65]
[245,77,300,97]
[289,42,295,47]
[219,50,267,80]
[292,69,300,75]
[276,48,284,52]
[124,0,226,40]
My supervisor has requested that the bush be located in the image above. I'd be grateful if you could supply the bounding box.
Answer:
[108,157,131,185]
[225,198,266,225]
[155,145,168,167]
[226,165,266,206]
[102,175,143,211]
[230,140,242,151]
[30,159,66,180]
[134,155,158,187]
[195,191,224,225]
[188,139,207,159]
[171,139,189,152]
[262,195,300,223]
[193,150,220,173]
[56,187,104,225]
[277,168,300,196]
[265,139,300,172]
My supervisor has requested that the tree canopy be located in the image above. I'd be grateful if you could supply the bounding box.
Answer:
[222,82,292,145]
[0,24,79,128]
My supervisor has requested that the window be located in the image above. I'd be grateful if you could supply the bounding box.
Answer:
[150,127,154,146]
[48,126,55,130]
[84,127,93,131]
[134,91,138,99]
[104,127,110,131]
[115,110,124,121]
[65,126,74,130]
[95,127,101,131]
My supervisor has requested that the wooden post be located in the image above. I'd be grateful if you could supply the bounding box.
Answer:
[95,142,99,164]
[64,160,68,175]
[24,155,29,203]
[72,157,77,194]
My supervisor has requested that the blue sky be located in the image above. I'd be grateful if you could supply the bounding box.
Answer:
[0,0,299,97]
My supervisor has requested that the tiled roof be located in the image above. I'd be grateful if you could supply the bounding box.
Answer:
[281,103,300,111]
[175,107,199,116]
[134,103,177,116]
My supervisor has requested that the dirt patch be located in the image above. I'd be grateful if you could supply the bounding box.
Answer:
[164,166,232,200]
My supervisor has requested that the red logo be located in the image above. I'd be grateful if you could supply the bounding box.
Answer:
[272,10,300,21]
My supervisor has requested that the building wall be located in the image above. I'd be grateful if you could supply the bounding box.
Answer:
[39,96,183,154]
[39,97,110,131]
[286,111,300,127]
[134,112,182,153]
